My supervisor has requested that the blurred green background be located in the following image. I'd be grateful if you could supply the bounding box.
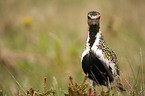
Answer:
[0,0,145,95]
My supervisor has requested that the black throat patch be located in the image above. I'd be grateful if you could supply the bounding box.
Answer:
[88,24,100,47]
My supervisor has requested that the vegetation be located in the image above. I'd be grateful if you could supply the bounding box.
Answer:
[0,0,145,95]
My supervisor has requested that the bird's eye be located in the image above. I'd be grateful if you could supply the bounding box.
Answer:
[88,16,91,19]
[97,16,100,19]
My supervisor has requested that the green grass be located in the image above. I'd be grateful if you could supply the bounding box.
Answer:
[0,0,145,95]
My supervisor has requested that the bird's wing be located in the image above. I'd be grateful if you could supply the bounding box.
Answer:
[102,47,120,75]
[97,35,120,76]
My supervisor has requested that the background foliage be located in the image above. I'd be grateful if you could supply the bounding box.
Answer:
[0,0,145,95]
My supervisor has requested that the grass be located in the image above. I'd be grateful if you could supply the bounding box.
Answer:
[0,0,145,95]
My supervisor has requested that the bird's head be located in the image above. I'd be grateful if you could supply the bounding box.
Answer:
[87,11,101,26]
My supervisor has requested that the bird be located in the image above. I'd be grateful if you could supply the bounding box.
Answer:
[81,11,125,91]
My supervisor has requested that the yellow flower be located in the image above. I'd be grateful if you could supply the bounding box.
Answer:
[22,16,33,25]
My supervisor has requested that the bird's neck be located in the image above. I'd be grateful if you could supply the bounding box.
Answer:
[88,24,100,47]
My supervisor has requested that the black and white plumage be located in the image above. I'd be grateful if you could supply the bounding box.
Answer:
[81,11,125,91]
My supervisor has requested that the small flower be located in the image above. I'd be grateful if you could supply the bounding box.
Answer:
[22,16,33,25]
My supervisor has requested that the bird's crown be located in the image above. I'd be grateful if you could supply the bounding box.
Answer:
[88,11,100,20]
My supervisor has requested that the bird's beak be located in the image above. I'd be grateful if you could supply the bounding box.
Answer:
[92,20,96,25]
